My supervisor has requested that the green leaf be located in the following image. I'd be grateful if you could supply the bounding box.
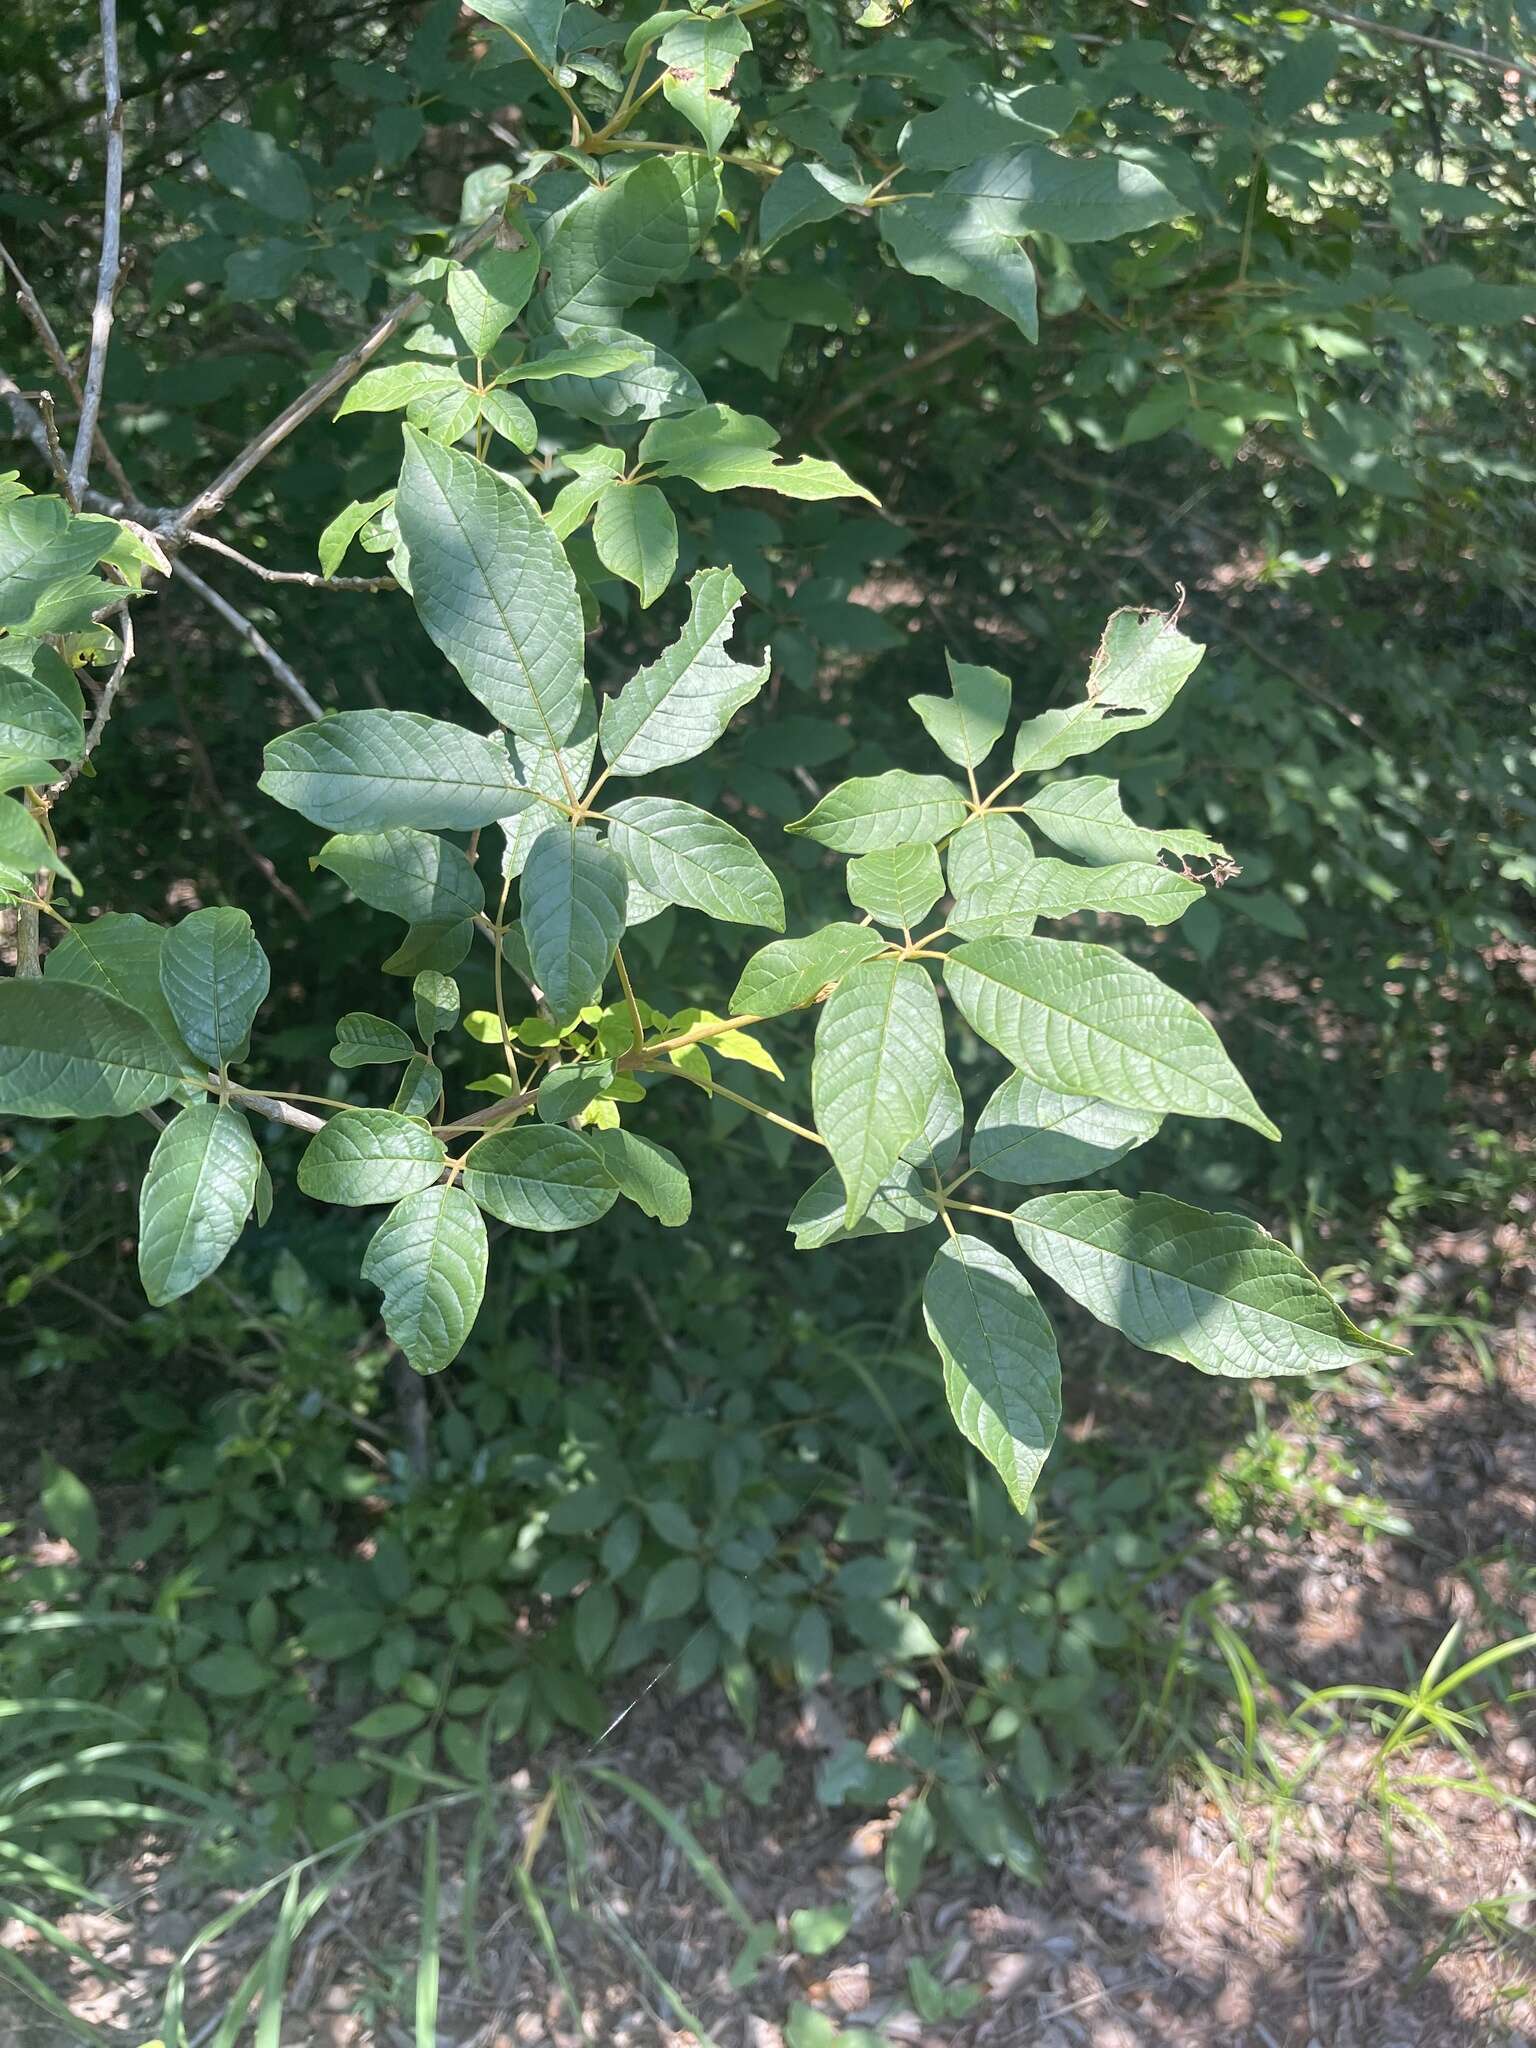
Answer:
[973,1073,1162,1185]
[574,1581,618,1670]
[501,336,650,383]
[413,972,460,1045]
[330,1013,417,1067]
[500,688,599,881]
[159,908,270,1068]
[536,1058,616,1123]
[789,1904,851,1957]
[591,485,678,608]
[0,795,78,894]
[759,162,869,252]
[639,403,875,503]
[519,825,629,1024]
[1024,857,1204,928]
[298,1109,447,1206]
[336,361,477,443]
[476,386,538,453]
[605,797,784,928]
[261,711,536,832]
[899,83,1078,170]
[201,120,312,222]
[536,154,722,336]
[886,1791,935,1904]
[586,1126,691,1225]
[923,1234,1061,1513]
[361,1185,488,1373]
[1019,776,1226,869]
[1012,1190,1401,1378]
[137,1105,262,1305]
[40,1458,99,1562]
[469,0,565,73]
[812,959,952,1227]
[787,770,969,853]
[944,936,1279,1138]
[43,912,186,1050]
[1010,608,1203,773]
[0,980,188,1117]
[461,1124,619,1230]
[845,843,944,930]
[517,329,700,426]
[909,654,1012,774]
[314,828,484,925]
[394,430,587,748]
[318,491,393,577]
[1263,32,1336,125]
[0,497,117,639]
[382,920,474,978]
[598,568,768,777]
[729,924,886,1019]
[446,242,541,355]
[788,1161,938,1250]
[643,1555,702,1622]
[391,1053,444,1118]
[190,1645,272,1698]
[0,669,86,785]
[881,173,1039,341]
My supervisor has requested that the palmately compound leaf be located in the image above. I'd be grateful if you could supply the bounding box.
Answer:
[604,797,784,929]
[159,908,270,1069]
[1011,606,1203,774]
[787,771,970,854]
[330,1012,416,1067]
[973,1072,1162,1186]
[534,153,722,336]
[261,711,537,833]
[0,980,189,1118]
[598,568,769,777]
[314,828,484,926]
[43,912,187,1051]
[460,1123,619,1230]
[923,1234,1061,1513]
[1012,1190,1402,1378]
[944,935,1279,1139]
[1019,775,1226,870]
[591,482,678,608]
[297,1108,447,1206]
[586,1126,692,1225]
[909,654,1012,775]
[812,958,953,1227]
[729,924,887,1019]
[137,1104,262,1305]
[395,430,587,748]
[845,843,945,930]
[361,1184,488,1374]
[788,1161,938,1250]
[519,825,629,1025]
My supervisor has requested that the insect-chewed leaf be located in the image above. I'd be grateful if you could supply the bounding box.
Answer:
[973,1072,1162,1185]
[845,843,944,930]
[728,924,886,1019]
[361,1185,488,1373]
[261,711,535,832]
[944,935,1279,1138]
[159,908,270,1069]
[788,1161,938,1250]
[395,430,587,748]
[519,825,629,1025]
[909,654,1012,774]
[1011,607,1203,773]
[922,1233,1061,1513]
[297,1108,447,1206]
[460,1124,619,1230]
[787,771,969,854]
[598,568,768,776]
[586,1126,691,1225]
[0,979,188,1118]
[812,958,952,1226]
[1012,1190,1403,1377]
[605,797,784,929]
[1019,775,1225,869]
[314,828,484,926]
[137,1104,262,1305]
[330,1012,416,1067]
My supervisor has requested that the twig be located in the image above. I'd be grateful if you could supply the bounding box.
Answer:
[187,531,395,592]
[164,212,502,543]
[51,602,134,796]
[1,366,61,474]
[1288,1,1536,88]
[223,1083,327,1135]
[67,0,126,504]
[172,561,325,720]
[0,236,137,504]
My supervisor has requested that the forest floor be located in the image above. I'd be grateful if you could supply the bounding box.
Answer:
[10,1201,1536,2048]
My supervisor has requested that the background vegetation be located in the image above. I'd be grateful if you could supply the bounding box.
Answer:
[1,0,1532,2039]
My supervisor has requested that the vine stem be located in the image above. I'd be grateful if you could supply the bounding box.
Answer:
[612,946,647,1056]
